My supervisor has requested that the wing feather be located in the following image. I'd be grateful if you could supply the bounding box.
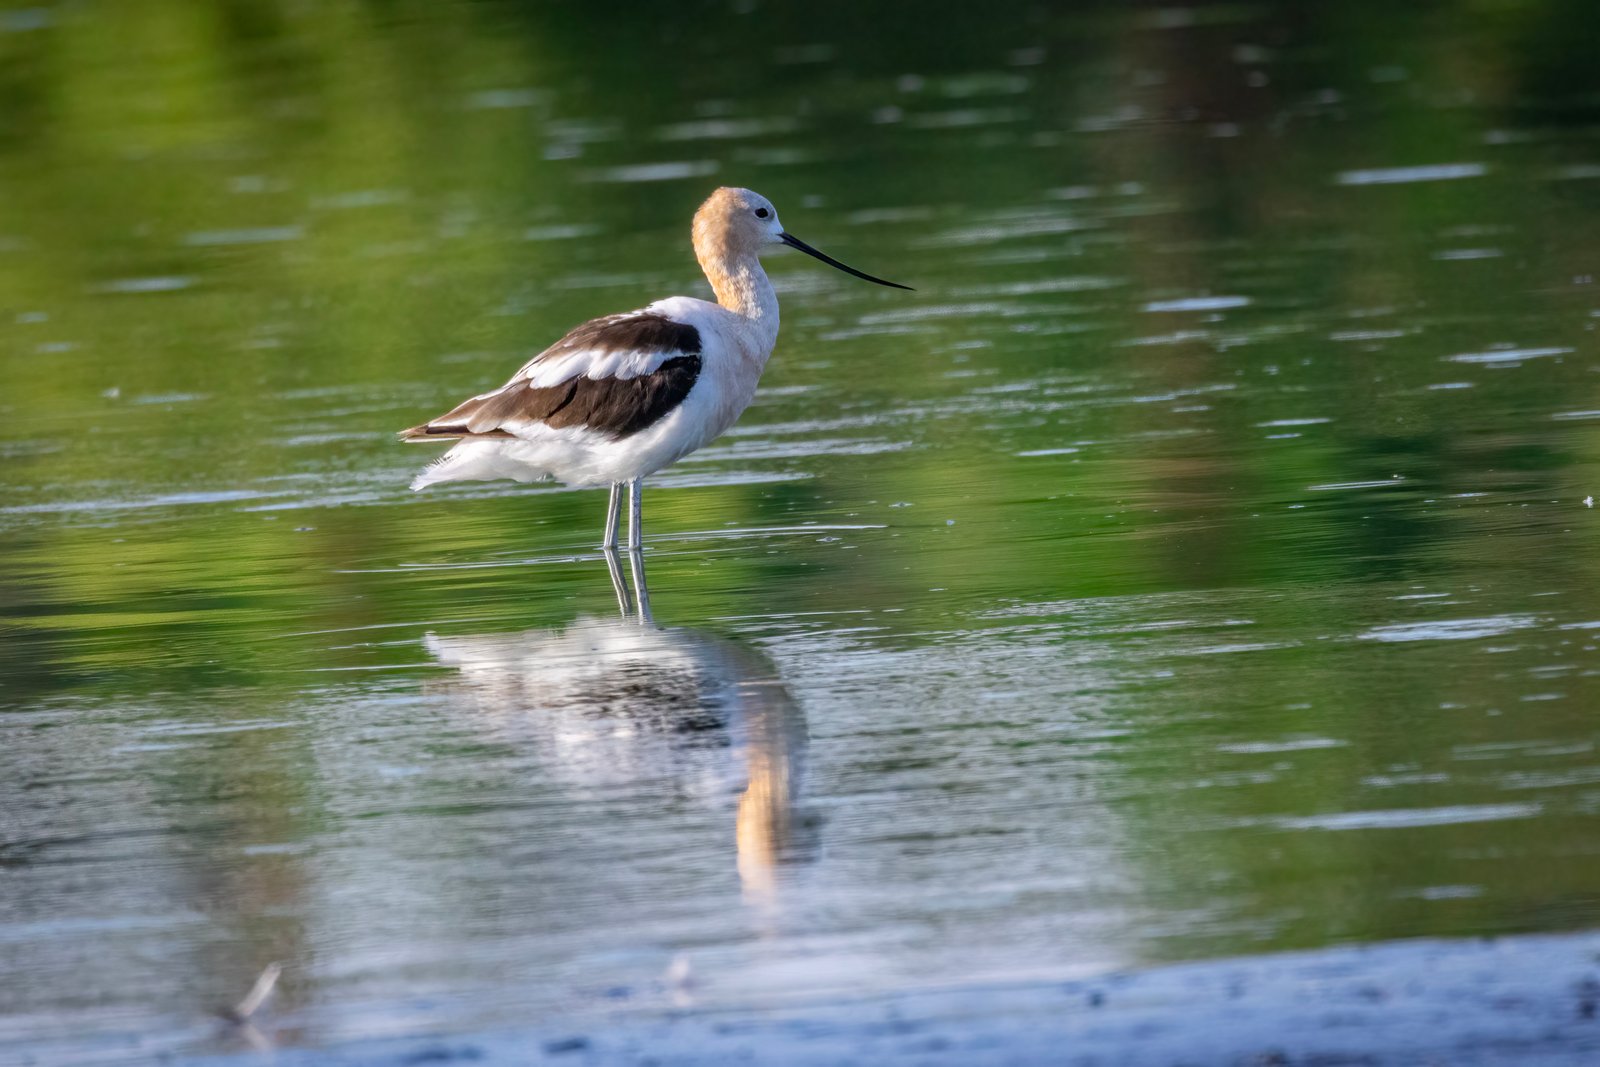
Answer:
[401,310,703,443]
[515,311,702,387]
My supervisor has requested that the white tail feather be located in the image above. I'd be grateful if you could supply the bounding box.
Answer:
[410,440,553,491]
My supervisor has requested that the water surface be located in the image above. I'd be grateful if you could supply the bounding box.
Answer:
[3,1,1600,1062]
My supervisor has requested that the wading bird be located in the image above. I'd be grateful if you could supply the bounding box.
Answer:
[400,187,910,610]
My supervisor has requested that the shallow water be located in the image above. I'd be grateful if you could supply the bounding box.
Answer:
[3,1,1600,1061]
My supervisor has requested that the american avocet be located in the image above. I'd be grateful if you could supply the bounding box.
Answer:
[401,186,909,606]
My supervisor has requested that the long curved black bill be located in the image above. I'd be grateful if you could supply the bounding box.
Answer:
[779,232,913,290]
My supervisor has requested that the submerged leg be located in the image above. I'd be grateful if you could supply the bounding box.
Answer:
[628,548,652,624]
[602,482,623,550]
[603,546,631,617]
[626,478,652,623]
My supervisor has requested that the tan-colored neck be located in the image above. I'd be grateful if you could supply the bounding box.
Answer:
[692,215,768,306]
[696,243,780,352]
[691,206,781,356]
[702,255,769,317]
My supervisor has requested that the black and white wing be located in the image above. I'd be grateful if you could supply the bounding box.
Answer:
[401,311,703,442]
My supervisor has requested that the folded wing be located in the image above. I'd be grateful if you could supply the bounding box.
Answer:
[401,312,703,442]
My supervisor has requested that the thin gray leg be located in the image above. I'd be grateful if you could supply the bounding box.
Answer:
[626,478,651,623]
[626,477,643,552]
[603,546,631,617]
[602,482,623,550]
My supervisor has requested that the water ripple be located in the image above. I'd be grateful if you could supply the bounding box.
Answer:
[1357,615,1541,643]
[1267,803,1541,831]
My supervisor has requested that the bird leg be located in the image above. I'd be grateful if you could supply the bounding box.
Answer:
[626,477,652,623]
[628,549,652,624]
[626,477,644,552]
[602,482,623,550]
[602,546,631,617]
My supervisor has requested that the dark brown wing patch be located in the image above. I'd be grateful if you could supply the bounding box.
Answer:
[402,355,702,442]
[400,312,704,442]
[539,313,701,365]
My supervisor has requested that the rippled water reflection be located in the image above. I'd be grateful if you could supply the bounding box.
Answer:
[3,0,1600,1062]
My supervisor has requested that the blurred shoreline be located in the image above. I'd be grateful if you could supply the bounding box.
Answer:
[171,928,1600,1066]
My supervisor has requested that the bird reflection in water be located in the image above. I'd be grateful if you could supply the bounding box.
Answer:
[423,609,814,907]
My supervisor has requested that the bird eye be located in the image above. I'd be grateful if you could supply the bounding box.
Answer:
[754,207,770,219]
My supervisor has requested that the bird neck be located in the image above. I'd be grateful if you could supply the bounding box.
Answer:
[701,253,780,343]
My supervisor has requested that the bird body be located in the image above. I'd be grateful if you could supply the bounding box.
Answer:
[407,293,772,490]
[400,186,909,602]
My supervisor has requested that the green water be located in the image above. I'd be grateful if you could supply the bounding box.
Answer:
[3,1,1600,1061]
